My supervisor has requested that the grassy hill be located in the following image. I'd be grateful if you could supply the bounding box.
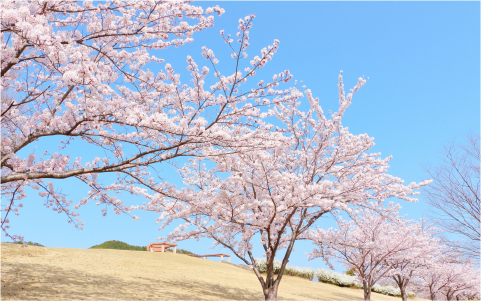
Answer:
[89,240,194,255]
[90,240,147,251]
[1,243,426,300]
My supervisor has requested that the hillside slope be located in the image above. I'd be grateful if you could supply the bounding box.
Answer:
[1,243,425,300]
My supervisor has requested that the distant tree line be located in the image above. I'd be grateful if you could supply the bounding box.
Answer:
[5,241,44,247]
[165,248,194,255]
[90,240,147,251]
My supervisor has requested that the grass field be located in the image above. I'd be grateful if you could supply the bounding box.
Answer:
[1,243,425,300]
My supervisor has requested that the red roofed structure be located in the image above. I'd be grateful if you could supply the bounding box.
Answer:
[147,242,178,253]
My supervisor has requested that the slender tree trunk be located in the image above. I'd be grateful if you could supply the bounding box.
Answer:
[363,281,372,301]
[261,223,300,301]
[400,287,408,301]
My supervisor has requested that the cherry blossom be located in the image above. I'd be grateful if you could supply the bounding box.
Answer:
[380,219,443,301]
[307,204,443,301]
[155,74,431,300]
[418,256,480,301]
[1,1,297,241]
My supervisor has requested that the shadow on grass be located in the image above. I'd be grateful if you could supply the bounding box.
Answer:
[1,262,263,300]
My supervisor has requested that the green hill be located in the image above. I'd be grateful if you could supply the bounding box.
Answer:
[89,240,194,255]
[90,240,146,251]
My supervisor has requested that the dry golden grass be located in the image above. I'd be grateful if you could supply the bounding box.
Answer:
[1,243,425,300]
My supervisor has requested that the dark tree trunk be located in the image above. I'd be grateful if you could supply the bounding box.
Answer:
[261,223,300,301]
[393,275,409,301]
[400,287,408,301]
[363,281,372,301]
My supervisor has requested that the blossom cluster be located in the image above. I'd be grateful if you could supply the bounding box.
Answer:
[1,0,297,242]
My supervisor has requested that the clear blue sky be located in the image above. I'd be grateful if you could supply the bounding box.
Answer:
[5,1,479,272]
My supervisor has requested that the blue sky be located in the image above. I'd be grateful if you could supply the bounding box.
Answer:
[4,1,479,273]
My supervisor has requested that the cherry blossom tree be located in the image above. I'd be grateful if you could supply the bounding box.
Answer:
[155,75,431,300]
[1,1,298,241]
[307,205,435,301]
[440,267,480,301]
[382,220,442,301]
[419,262,449,301]
[418,260,480,301]
[457,276,481,301]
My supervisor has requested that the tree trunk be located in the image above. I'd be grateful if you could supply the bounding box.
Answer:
[445,289,456,301]
[400,287,408,301]
[393,275,409,301]
[363,281,371,301]
[263,281,279,301]
[264,287,278,301]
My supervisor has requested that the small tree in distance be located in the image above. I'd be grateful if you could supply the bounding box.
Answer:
[156,73,431,300]
[380,217,442,301]
[308,205,437,301]
[418,260,480,301]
